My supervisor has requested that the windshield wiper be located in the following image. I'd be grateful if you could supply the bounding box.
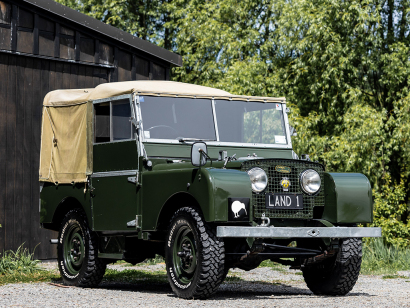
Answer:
[178,138,216,143]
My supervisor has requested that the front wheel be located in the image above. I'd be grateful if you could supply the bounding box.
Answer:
[165,207,225,299]
[57,209,106,287]
[302,238,362,295]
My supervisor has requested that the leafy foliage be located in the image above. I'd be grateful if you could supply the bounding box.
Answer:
[55,0,177,49]
[58,0,410,245]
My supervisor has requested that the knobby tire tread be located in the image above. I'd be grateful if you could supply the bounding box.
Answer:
[303,238,362,296]
[59,209,106,288]
[168,207,225,299]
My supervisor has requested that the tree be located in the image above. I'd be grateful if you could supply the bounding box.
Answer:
[169,0,410,246]
[55,0,177,49]
[58,0,410,245]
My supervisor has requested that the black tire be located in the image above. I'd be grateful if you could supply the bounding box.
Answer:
[165,207,225,299]
[302,238,362,295]
[57,209,106,287]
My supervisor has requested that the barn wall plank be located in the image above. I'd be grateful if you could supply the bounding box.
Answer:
[70,64,78,89]
[34,59,56,259]
[62,62,70,90]
[5,54,16,252]
[14,55,26,249]
[85,66,93,88]
[0,53,8,253]
[54,62,63,90]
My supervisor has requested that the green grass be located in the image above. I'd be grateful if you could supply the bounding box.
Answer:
[0,244,60,286]
[258,260,288,271]
[135,255,164,266]
[117,255,165,267]
[361,238,410,275]
[381,275,407,279]
[0,271,60,286]
[224,275,243,282]
[0,244,42,275]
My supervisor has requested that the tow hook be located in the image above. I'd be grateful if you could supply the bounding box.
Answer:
[259,213,271,227]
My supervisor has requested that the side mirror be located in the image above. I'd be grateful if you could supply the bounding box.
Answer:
[191,142,208,167]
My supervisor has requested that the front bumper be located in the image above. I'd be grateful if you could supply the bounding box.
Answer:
[217,226,382,238]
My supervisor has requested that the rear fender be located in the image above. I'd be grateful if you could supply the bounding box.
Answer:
[40,183,92,230]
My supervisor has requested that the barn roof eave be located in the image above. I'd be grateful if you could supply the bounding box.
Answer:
[21,0,182,67]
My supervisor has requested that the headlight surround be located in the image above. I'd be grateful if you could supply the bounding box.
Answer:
[247,167,268,193]
[300,169,321,195]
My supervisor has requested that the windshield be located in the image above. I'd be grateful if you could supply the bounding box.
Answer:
[139,96,216,140]
[139,96,288,145]
[214,100,287,145]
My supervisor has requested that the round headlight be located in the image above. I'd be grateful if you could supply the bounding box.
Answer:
[247,167,268,193]
[300,169,321,194]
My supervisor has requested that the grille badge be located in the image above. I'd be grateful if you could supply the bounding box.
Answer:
[275,165,291,173]
[281,177,291,191]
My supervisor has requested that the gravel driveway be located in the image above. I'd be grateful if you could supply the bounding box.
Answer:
[0,262,409,307]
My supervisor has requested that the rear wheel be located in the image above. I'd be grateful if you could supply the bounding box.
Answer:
[302,238,362,295]
[57,209,106,287]
[165,207,225,299]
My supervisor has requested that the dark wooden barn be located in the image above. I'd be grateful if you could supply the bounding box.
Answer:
[0,0,182,259]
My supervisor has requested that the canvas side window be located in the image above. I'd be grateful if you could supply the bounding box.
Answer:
[112,101,133,141]
[94,103,110,143]
[94,99,134,143]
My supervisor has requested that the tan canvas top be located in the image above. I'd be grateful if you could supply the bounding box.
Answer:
[40,81,286,184]
[43,81,285,106]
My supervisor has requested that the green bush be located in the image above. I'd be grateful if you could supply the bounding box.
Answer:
[0,244,40,275]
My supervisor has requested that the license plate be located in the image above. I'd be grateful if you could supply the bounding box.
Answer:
[265,193,303,210]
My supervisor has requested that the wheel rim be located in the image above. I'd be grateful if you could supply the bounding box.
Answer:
[63,224,85,275]
[172,225,197,284]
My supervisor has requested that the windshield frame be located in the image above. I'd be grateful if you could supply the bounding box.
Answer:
[135,95,292,149]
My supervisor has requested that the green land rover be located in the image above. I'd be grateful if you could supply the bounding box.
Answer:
[39,81,381,299]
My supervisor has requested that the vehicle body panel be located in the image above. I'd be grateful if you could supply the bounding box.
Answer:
[40,183,92,227]
[91,141,139,231]
[322,172,373,223]
[141,166,253,230]
[144,143,294,160]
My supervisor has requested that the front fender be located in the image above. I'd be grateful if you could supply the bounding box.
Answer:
[322,172,373,224]
[143,167,252,230]
[199,168,252,222]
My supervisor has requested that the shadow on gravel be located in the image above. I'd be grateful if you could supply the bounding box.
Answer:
[209,289,373,300]
[97,281,372,300]
[99,281,172,294]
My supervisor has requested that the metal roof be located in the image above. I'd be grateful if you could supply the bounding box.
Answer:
[21,0,182,66]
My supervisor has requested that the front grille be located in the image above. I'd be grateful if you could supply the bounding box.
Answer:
[241,159,325,219]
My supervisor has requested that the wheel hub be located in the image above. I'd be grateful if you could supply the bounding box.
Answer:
[178,242,194,270]
[70,237,83,263]
[63,225,85,274]
[172,225,197,284]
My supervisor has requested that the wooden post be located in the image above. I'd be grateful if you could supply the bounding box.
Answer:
[10,5,17,52]
[75,31,80,61]
[54,23,60,58]
[33,14,39,55]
